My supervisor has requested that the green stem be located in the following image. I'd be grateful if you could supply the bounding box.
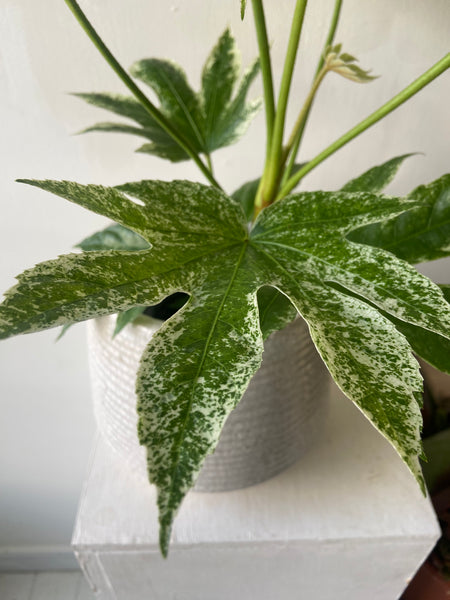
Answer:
[205,153,214,175]
[315,0,343,77]
[277,52,450,200]
[251,0,275,156]
[283,65,327,172]
[255,0,309,211]
[282,0,343,185]
[64,0,221,189]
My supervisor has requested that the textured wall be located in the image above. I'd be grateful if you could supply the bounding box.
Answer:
[0,0,449,556]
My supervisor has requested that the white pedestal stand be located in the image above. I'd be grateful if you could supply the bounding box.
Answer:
[72,384,439,600]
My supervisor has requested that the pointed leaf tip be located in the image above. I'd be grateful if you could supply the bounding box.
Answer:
[241,0,247,19]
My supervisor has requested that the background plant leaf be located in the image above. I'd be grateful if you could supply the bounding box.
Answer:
[204,57,261,151]
[341,154,416,193]
[113,306,146,337]
[348,174,450,263]
[130,58,206,153]
[77,223,149,252]
[74,92,188,162]
[76,32,260,162]
[201,29,239,144]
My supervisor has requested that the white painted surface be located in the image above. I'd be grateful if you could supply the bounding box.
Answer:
[0,571,94,600]
[73,384,440,599]
[0,0,449,560]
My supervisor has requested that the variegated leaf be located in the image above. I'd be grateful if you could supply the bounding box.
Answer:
[342,154,416,194]
[348,174,450,264]
[3,180,450,556]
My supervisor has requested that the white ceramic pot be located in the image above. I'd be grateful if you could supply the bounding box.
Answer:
[87,314,330,492]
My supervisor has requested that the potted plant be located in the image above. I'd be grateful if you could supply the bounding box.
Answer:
[1,0,449,559]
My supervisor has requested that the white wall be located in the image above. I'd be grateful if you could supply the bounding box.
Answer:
[0,0,449,564]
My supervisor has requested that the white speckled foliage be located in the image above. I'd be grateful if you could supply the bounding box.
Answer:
[2,178,450,554]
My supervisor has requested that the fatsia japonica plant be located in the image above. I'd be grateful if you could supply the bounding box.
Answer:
[1,0,450,557]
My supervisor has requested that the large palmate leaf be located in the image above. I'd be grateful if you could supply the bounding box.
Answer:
[2,179,450,556]
[76,30,260,162]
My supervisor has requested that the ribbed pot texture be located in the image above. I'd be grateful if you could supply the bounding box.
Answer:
[87,314,330,492]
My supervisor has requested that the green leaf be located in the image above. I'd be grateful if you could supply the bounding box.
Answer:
[135,141,189,163]
[55,322,73,341]
[257,286,297,340]
[73,92,155,127]
[342,154,416,194]
[76,33,260,162]
[201,29,239,143]
[441,284,450,303]
[77,223,149,252]
[231,176,261,222]
[241,0,247,19]
[206,57,261,151]
[4,180,450,556]
[113,306,146,337]
[422,429,450,494]
[348,174,450,263]
[130,59,206,153]
[74,92,187,161]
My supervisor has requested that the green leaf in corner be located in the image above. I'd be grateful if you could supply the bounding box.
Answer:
[348,174,450,263]
[113,306,146,337]
[342,154,416,193]
[4,179,450,555]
